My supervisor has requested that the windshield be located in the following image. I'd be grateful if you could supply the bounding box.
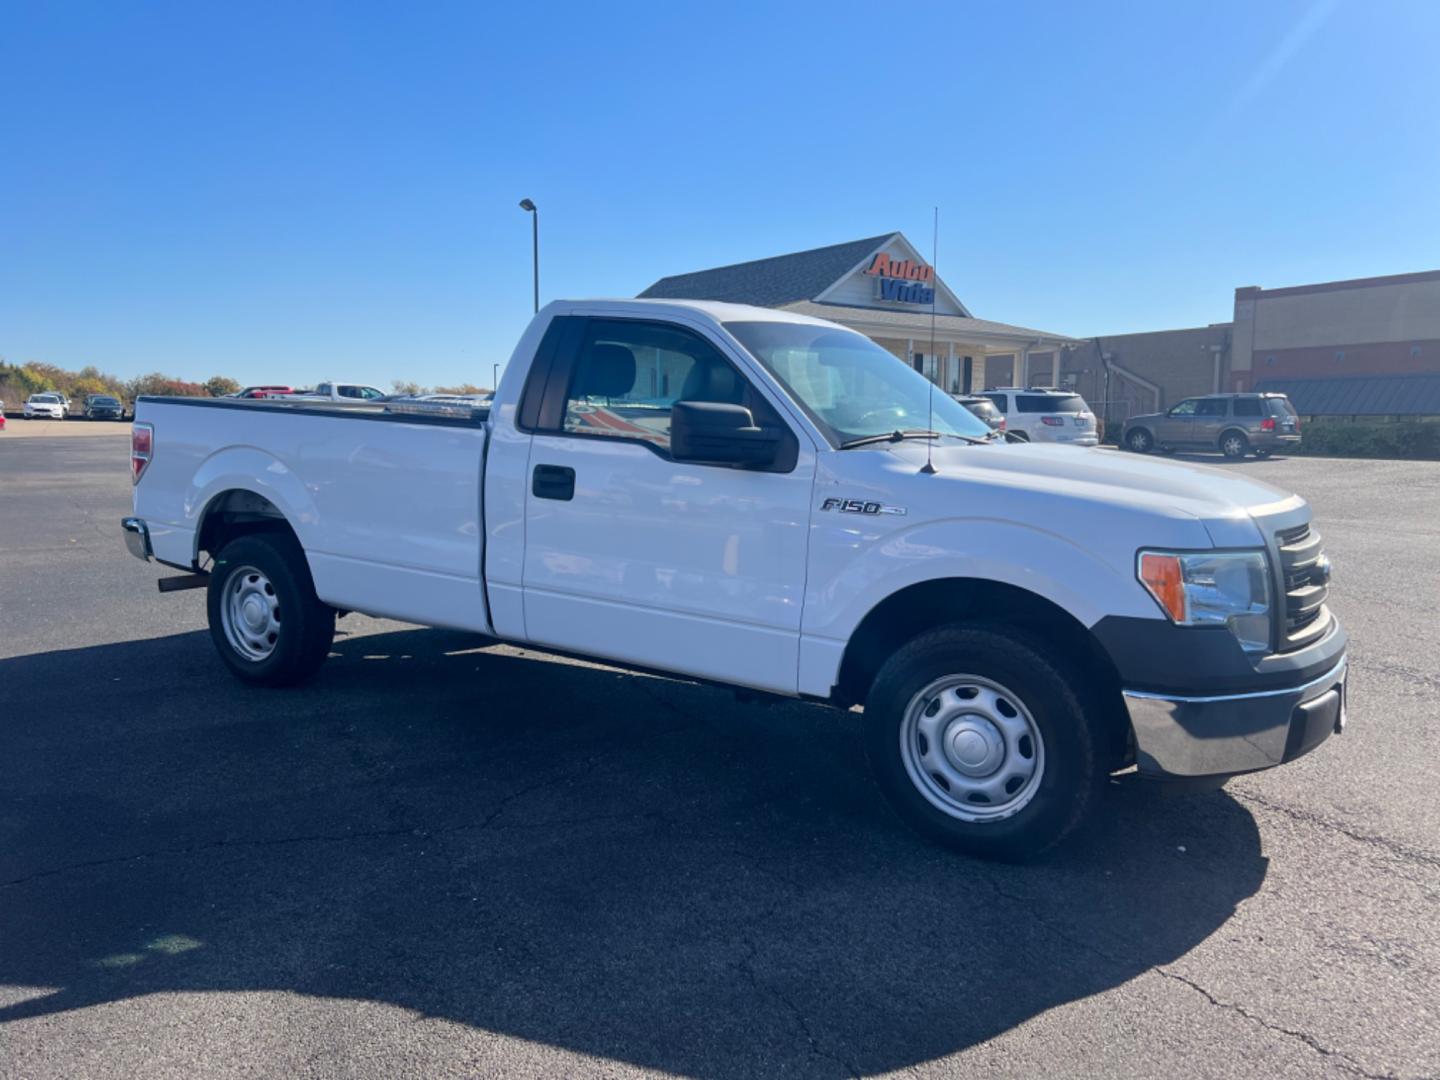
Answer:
[725,321,992,446]
[33,394,59,403]
[93,396,118,405]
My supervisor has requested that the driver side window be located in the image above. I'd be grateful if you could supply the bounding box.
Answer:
[560,319,776,454]
[1169,399,1198,416]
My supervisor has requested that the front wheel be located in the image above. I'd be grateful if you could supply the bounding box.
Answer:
[207,532,335,686]
[1125,428,1153,453]
[864,625,1104,861]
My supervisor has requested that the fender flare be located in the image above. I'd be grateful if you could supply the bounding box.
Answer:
[185,445,321,563]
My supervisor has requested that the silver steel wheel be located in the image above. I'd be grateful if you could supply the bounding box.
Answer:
[220,564,282,662]
[899,675,1045,823]
[1222,433,1247,457]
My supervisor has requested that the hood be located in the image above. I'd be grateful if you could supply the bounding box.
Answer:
[842,441,1298,549]
[1127,412,1164,425]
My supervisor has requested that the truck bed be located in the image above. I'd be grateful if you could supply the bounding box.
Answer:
[133,395,493,633]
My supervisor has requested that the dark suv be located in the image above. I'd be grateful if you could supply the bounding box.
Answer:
[83,394,125,421]
[1123,393,1300,459]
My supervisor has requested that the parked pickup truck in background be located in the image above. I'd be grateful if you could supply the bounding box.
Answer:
[121,299,1347,860]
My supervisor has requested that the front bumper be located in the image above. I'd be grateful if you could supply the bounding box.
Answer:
[1124,654,1347,779]
[122,517,153,561]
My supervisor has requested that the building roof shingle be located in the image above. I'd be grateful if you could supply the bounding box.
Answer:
[781,301,1077,344]
[1255,373,1440,416]
[638,234,896,308]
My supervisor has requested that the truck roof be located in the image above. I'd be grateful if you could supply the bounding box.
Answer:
[545,298,847,329]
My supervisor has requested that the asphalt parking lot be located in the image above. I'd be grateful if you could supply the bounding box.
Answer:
[2,434,1437,1079]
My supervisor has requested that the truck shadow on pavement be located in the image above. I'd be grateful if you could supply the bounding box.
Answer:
[0,626,1268,1076]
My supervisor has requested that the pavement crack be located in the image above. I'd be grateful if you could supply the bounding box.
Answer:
[1230,790,1440,870]
[1155,968,1395,1079]
[732,936,860,1078]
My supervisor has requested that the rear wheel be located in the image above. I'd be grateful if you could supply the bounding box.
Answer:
[207,533,334,686]
[864,625,1104,861]
[1220,430,1250,459]
[1126,428,1153,453]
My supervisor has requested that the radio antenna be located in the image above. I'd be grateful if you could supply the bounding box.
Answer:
[921,206,939,475]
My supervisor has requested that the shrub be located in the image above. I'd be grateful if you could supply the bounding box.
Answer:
[1291,420,1440,460]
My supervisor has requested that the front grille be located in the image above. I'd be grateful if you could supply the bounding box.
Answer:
[1276,522,1329,647]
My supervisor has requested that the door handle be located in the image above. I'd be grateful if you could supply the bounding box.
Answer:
[532,464,575,501]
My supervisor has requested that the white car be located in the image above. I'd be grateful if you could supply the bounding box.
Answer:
[980,388,1097,446]
[284,382,388,402]
[122,298,1345,861]
[24,393,67,420]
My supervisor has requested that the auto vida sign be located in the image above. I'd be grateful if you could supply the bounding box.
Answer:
[864,252,936,305]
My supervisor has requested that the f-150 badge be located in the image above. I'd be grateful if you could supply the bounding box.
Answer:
[820,498,907,516]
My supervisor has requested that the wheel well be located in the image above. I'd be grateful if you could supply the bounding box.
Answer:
[1128,425,1152,441]
[1219,427,1248,444]
[196,489,297,566]
[834,578,1131,766]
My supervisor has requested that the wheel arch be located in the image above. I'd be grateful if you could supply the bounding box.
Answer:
[834,577,1131,767]
[1219,426,1249,447]
[195,488,300,565]
[186,446,319,567]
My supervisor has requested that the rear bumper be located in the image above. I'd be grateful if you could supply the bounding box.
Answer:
[121,517,152,561]
[1124,654,1347,779]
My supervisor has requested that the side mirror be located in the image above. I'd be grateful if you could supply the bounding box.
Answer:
[670,401,781,468]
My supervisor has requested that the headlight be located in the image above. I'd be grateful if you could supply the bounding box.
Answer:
[1138,550,1272,654]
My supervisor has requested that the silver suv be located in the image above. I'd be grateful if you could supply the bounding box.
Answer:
[1124,393,1300,459]
[980,388,1098,445]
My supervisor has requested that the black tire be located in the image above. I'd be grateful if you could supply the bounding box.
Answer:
[1126,427,1153,453]
[864,624,1104,862]
[207,532,335,686]
[1220,430,1250,459]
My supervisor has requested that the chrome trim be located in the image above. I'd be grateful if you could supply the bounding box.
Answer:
[121,516,152,562]
[1124,657,1346,778]
[1125,657,1347,705]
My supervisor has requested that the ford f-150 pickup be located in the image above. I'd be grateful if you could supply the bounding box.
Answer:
[121,299,1348,859]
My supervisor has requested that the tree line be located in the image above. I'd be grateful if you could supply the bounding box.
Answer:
[0,360,494,412]
[0,360,241,408]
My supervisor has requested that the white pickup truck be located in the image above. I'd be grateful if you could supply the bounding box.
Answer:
[122,299,1347,859]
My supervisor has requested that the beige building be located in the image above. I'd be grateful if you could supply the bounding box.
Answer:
[640,233,1075,395]
[1231,269,1440,390]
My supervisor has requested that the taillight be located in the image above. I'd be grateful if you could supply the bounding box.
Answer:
[1041,416,1064,426]
[998,416,1007,431]
[132,422,153,483]
[1261,418,1275,432]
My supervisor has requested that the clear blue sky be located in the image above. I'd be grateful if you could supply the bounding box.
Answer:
[3,0,1437,389]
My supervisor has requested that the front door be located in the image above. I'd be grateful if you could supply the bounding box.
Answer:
[1159,398,1201,445]
[521,316,817,695]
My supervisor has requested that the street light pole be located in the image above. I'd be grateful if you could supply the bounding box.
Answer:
[519,198,538,314]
